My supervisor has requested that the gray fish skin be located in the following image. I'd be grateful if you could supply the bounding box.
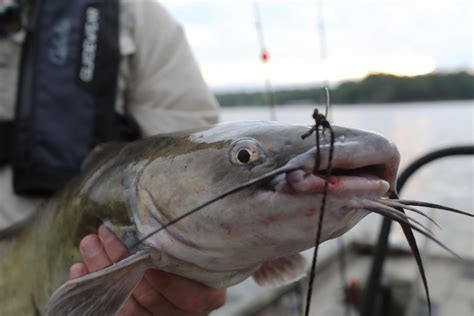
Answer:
[0,121,400,315]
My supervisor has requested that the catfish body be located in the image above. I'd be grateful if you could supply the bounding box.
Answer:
[0,121,401,315]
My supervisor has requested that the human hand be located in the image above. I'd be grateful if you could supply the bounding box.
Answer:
[70,225,227,315]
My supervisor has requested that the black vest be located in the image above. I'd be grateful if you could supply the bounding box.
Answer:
[0,0,138,195]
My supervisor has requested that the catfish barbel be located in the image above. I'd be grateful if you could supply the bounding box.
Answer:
[0,121,471,315]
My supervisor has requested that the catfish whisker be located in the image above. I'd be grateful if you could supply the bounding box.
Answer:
[389,201,431,316]
[364,207,429,237]
[388,199,473,217]
[365,201,435,235]
[131,165,298,249]
[364,207,460,259]
[376,199,442,230]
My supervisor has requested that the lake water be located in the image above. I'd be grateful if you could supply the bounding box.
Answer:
[215,100,474,315]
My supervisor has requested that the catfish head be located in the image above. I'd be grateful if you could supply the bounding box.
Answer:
[131,121,400,286]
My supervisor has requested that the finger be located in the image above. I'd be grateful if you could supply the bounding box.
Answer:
[69,262,87,279]
[130,272,211,315]
[144,270,227,313]
[79,234,112,272]
[117,296,152,316]
[129,275,206,316]
[143,301,210,316]
[129,275,167,313]
[98,225,129,261]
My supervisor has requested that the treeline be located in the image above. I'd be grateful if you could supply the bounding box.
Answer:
[215,72,474,106]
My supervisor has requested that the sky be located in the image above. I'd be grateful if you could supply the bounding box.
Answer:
[159,0,473,91]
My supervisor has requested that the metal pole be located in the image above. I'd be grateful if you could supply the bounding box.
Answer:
[252,0,276,121]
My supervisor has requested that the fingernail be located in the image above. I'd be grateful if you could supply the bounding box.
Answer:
[98,225,116,243]
[82,236,102,257]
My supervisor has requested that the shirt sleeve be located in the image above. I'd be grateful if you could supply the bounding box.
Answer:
[124,0,219,137]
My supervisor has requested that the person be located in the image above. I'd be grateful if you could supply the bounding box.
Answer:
[0,0,226,314]
[0,0,219,228]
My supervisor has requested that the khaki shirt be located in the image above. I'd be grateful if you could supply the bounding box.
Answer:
[0,0,219,229]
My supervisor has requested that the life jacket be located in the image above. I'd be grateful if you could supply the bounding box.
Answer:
[0,0,139,196]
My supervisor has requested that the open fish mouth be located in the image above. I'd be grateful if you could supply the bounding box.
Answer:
[265,133,400,198]
[269,164,391,196]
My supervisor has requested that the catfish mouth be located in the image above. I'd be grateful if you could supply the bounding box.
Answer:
[269,164,391,196]
[266,140,399,198]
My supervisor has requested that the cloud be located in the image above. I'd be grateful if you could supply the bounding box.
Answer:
[160,0,473,88]
[200,54,437,89]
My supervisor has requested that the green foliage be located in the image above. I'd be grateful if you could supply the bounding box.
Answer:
[215,72,474,106]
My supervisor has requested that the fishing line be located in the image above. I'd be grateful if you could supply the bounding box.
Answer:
[301,107,335,316]
[315,0,329,89]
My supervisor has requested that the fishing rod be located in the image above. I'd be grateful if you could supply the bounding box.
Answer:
[252,0,276,121]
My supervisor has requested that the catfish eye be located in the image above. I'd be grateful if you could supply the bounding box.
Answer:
[229,138,266,166]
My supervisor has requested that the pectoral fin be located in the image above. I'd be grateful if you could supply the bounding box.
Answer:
[45,249,153,316]
[252,253,306,286]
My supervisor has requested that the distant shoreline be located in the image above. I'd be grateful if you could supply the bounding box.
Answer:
[219,99,474,108]
[215,72,474,107]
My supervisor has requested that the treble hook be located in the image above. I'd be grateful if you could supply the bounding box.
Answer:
[301,87,331,137]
